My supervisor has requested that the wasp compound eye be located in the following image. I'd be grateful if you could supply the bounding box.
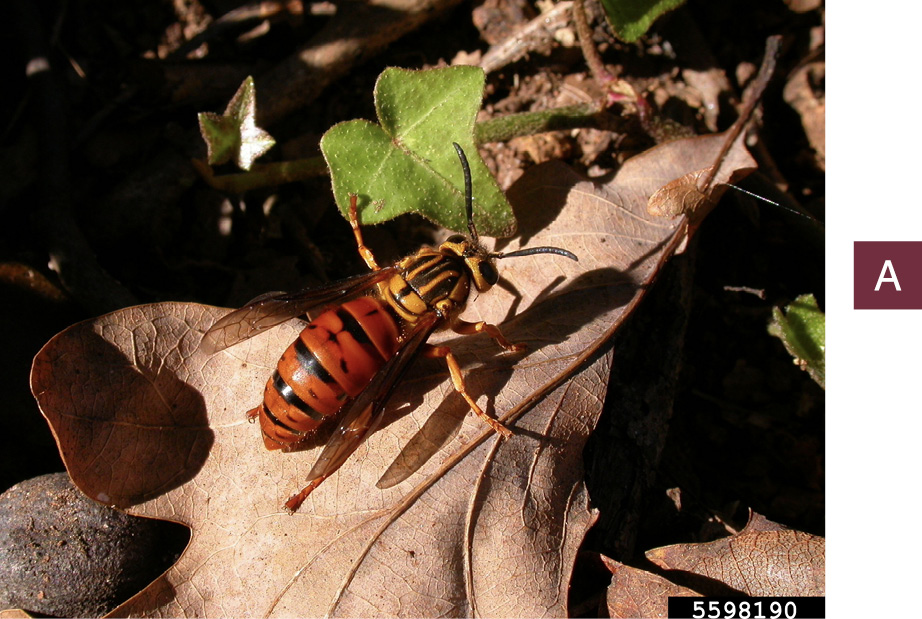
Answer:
[478,261,498,286]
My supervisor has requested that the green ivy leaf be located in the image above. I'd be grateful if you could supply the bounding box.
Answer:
[320,66,516,238]
[768,294,825,389]
[198,76,275,171]
[599,0,685,43]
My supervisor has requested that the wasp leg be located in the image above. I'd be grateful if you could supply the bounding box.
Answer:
[451,319,526,353]
[348,193,380,271]
[245,405,259,423]
[423,344,513,439]
[284,475,329,513]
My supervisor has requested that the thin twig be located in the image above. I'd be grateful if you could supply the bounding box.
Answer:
[478,1,574,74]
[259,0,465,126]
[170,1,309,59]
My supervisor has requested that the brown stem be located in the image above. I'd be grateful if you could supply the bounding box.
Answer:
[573,0,614,85]
[698,35,782,194]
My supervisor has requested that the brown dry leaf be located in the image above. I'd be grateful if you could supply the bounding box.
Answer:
[647,34,774,234]
[646,130,757,231]
[601,556,699,619]
[645,512,825,597]
[31,131,752,617]
[784,59,825,170]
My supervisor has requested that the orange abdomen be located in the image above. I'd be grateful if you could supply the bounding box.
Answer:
[252,296,401,450]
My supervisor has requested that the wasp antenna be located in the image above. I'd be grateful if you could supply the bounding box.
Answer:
[726,183,780,208]
[727,183,818,223]
[496,246,579,261]
[452,142,478,242]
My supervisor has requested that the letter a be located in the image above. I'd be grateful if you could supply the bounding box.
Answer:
[875,259,902,291]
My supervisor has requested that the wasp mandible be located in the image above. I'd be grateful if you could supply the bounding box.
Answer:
[201,143,578,512]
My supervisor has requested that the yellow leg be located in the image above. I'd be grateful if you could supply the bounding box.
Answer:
[348,193,380,271]
[424,344,513,439]
[451,319,526,353]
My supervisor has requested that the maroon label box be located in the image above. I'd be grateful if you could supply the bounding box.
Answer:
[855,241,922,309]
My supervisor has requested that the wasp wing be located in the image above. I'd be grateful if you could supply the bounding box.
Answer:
[200,267,398,354]
[297,312,441,500]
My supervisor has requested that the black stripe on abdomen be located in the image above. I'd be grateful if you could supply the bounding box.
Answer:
[261,384,305,434]
[271,369,325,422]
[335,307,377,348]
[293,338,336,385]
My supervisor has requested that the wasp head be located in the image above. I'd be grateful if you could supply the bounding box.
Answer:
[441,143,578,293]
